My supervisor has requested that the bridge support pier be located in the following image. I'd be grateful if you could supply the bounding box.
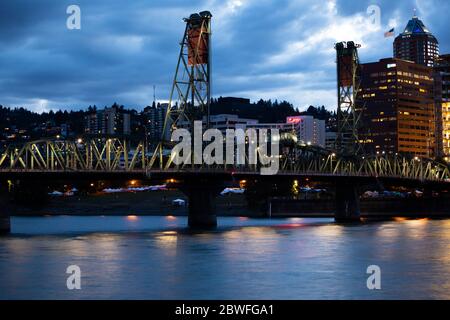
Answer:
[0,188,11,235]
[335,180,361,223]
[179,178,224,229]
[0,213,10,235]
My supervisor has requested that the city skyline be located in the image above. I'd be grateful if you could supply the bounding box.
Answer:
[1,0,450,113]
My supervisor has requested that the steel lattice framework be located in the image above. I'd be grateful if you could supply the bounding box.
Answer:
[150,11,212,169]
[335,41,364,156]
[1,138,449,183]
[0,139,146,172]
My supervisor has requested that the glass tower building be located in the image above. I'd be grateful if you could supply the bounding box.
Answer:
[394,15,439,67]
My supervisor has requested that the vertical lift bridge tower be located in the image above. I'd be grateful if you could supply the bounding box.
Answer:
[150,11,212,169]
[335,41,363,157]
[334,41,364,222]
[149,11,219,229]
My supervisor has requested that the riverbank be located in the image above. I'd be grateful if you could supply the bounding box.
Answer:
[270,197,450,219]
[10,189,256,217]
[9,190,450,219]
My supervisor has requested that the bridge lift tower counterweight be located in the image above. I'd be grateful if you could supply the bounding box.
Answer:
[335,41,364,157]
[150,11,212,169]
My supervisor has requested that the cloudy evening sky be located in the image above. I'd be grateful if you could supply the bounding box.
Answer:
[0,0,449,113]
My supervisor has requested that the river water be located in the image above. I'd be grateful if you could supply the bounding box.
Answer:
[0,216,449,299]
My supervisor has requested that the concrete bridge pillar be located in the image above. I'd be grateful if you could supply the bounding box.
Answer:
[178,178,224,229]
[335,180,361,223]
[0,187,11,235]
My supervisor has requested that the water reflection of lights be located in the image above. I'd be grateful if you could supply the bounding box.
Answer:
[441,220,450,240]
[162,231,177,235]
[5,239,32,256]
[277,218,305,229]
[166,215,177,221]
[223,227,281,257]
[126,215,138,221]
[376,224,401,239]
[393,217,430,224]
[224,227,278,239]
[313,225,343,237]
[156,231,178,250]
[277,223,303,229]
[405,218,430,226]
[402,218,430,239]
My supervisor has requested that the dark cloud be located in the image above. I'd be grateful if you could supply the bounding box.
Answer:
[0,0,448,112]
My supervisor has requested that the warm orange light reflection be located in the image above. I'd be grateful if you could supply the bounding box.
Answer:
[239,180,247,188]
[394,217,407,222]
[156,231,178,250]
[166,215,177,220]
[127,215,138,221]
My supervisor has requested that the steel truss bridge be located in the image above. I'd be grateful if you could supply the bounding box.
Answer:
[1,13,450,231]
[0,138,449,184]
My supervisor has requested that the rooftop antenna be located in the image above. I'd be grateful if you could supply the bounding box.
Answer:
[153,85,156,105]
[413,8,417,18]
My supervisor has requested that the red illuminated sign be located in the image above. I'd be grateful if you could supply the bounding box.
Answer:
[286,117,302,124]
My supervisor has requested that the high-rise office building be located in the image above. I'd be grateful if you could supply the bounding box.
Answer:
[243,116,326,147]
[358,58,435,158]
[394,14,439,67]
[84,105,131,136]
[435,55,450,158]
[143,103,171,142]
[101,107,131,136]
[84,112,99,135]
[286,116,326,147]
[393,14,443,157]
